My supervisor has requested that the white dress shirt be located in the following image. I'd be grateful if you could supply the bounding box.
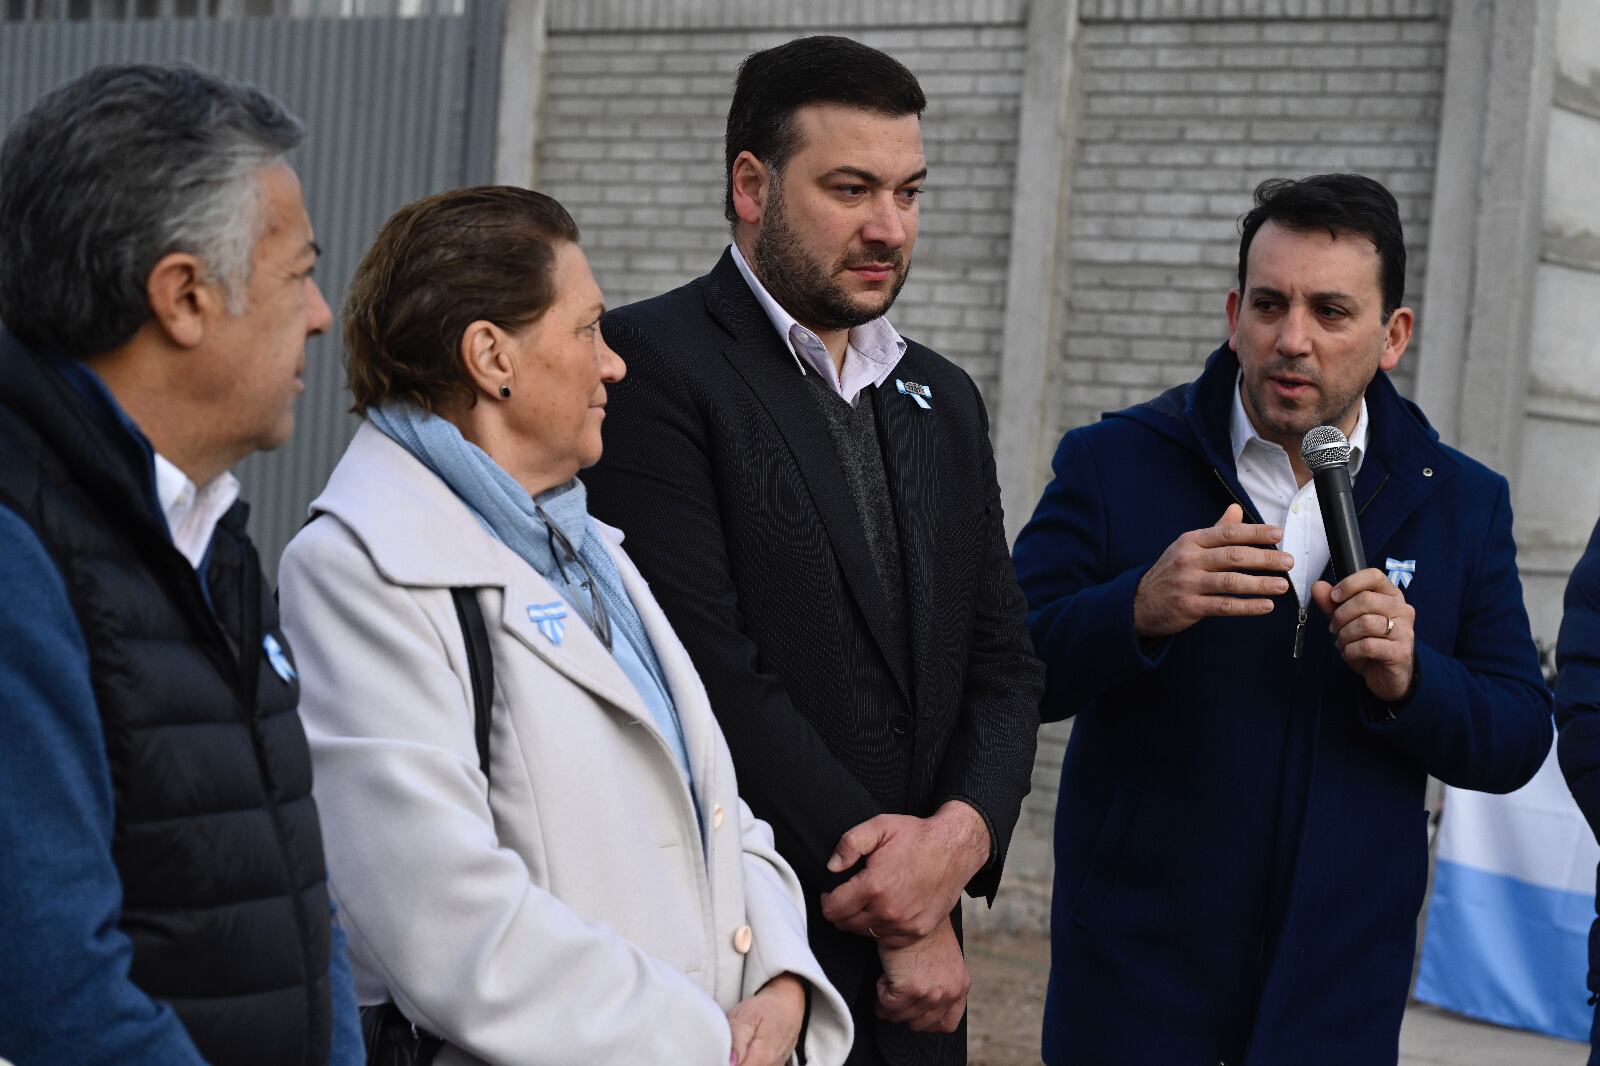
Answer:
[153,453,240,570]
[729,242,907,405]
[1229,376,1368,607]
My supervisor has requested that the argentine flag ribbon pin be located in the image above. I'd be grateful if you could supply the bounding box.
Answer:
[527,601,568,646]
[896,378,933,410]
[1384,558,1416,590]
[262,633,297,685]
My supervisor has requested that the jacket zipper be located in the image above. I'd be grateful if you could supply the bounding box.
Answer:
[1210,468,1392,661]
[1211,468,1305,660]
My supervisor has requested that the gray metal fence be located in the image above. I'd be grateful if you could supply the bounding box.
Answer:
[0,0,501,572]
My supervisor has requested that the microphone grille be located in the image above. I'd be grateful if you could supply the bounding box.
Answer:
[1300,425,1351,471]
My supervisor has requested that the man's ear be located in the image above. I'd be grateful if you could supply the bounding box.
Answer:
[1379,306,1414,372]
[458,319,515,401]
[730,150,771,226]
[1225,288,1242,351]
[145,252,214,349]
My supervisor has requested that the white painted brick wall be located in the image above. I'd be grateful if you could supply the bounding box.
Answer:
[538,21,1027,409]
[1050,15,1446,449]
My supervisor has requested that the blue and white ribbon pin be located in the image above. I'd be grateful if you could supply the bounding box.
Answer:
[1384,558,1416,590]
[527,601,568,645]
[262,633,297,684]
[895,378,933,410]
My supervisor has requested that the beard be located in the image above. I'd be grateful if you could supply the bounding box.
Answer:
[1240,357,1368,447]
[751,179,910,331]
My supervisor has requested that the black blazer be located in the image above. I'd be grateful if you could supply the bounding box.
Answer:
[585,250,1043,1065]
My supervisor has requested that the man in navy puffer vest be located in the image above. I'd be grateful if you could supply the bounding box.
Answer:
[0,64,361,1065]
[1014,173,1552,1065]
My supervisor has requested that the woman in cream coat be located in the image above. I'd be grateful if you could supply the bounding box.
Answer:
[277,187,851,1065]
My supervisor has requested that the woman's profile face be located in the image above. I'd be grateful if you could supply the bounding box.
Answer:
[500,241,625,484]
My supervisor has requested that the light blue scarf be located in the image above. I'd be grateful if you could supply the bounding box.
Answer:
[367,403,692,777]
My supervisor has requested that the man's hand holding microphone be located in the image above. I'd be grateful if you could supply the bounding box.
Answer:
[1134,424,1416,704]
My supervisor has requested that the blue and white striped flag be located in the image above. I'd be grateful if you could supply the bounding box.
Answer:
[1415,747,1597,1041]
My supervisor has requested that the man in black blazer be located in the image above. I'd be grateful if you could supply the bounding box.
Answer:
[584,36,1044,1066]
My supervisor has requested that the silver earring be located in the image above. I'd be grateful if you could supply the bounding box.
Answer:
[499,384,512,399]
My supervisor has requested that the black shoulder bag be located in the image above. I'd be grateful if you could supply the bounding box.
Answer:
[361,586,496,1066]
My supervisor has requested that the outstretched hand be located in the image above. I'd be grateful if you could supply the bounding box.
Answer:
[1133,503,1291,637]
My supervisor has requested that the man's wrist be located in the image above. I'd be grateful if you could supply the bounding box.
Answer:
[1370,656,1421,721]
[933,799,992,876]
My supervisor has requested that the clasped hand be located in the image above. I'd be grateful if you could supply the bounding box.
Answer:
[874,918,970,1033]
[726,973,805,1066]
[819,801,989,947]
[818,803,988,1034]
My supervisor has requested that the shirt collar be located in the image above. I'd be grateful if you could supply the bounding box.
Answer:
[152,453,240,571]
[1229,371,1369,475]
[728,242,906,396]
[50,358,237,570]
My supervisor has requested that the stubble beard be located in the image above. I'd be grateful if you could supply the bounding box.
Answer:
[751,178,909,332]
[1242,360,1367,450]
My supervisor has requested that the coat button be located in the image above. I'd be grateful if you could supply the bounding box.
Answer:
[733,925,753,954]
[891,712,913,736]
[712,803,725,829]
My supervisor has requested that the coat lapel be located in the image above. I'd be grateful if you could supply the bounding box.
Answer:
[496,560,664,736]
[702,252,913,705]
[871,357,942,711]
[1351,380,1457,566]
[314,424,660,734]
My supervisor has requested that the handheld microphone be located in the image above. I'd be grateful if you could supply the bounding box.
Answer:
[1301,425,1366,581]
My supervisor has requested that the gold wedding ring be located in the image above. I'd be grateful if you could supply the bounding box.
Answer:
[1384,617,1395,639]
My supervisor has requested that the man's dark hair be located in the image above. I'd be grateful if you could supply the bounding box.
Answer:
[343,186,580,417]
[723,35,926,224]
[0,63,302,357]
[1237,173,1407,319]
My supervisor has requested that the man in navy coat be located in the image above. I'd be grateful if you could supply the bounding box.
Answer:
[1556,516,1600,1065]
[1013,173,1553,1065]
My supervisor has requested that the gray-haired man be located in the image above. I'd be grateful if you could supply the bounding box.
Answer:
[0,64,361,1065]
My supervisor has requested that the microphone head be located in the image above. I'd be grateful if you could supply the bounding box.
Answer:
[1300,425,1352,471]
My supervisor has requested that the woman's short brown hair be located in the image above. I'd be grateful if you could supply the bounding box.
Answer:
[343,185,580,416]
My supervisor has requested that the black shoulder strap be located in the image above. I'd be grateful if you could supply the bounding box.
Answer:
[294,511,495,781]
[449,586,495,782]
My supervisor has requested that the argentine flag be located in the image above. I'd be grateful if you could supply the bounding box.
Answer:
[1415,746,1596,1041]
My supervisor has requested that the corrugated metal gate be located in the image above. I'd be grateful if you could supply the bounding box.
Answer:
[0,0,503,573]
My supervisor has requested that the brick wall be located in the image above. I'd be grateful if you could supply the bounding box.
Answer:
[538,7,1028,408]
[988,4,1451,933]
[1050,13,1448,447]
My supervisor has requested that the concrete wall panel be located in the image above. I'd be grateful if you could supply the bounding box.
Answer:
[1543,106,1600,248]
[1527,261,1600,406]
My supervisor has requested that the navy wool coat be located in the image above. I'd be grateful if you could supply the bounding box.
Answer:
[1556,515,1600,1065]
[1013,344,1552,1066]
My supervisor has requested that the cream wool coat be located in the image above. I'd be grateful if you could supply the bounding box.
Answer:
[278,423,852,1066]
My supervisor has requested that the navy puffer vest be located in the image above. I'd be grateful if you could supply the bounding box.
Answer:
[0,333,332,1065]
